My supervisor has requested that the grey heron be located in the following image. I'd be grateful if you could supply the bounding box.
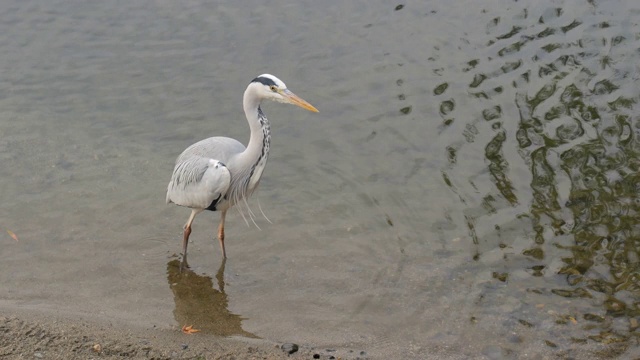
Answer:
[166,74,318,267]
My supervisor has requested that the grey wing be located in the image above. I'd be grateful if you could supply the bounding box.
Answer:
[166,157,231,210]
[176,137,245,165]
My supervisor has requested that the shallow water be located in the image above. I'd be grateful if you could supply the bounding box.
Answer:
[1,0,640,358]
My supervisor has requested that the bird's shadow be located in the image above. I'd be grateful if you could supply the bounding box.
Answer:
[166,258,258,338]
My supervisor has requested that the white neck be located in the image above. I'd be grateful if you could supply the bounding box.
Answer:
[229,85,270,196]
[242,85,269,164]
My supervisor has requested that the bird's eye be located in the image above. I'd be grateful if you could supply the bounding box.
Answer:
[270,85,278,92]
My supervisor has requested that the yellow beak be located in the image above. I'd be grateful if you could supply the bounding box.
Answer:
[283,90,319,113]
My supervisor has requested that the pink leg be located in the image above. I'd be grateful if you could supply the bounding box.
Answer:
[181,209,201,270]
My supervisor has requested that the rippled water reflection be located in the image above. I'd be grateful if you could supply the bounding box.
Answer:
[1,0,639,359]
[442,1,640,357]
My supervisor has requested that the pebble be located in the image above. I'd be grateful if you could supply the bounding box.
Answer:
[34,352,43,359]
[181,343,188,350]
[400,106,412,115]
[313,354,320,359]
[281,343,299,354]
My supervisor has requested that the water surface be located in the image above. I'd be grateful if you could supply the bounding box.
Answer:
[1,1,639,358]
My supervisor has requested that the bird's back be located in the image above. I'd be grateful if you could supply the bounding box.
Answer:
[176,136,246,165]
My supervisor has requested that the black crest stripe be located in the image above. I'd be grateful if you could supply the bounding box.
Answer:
[251,76,277,87]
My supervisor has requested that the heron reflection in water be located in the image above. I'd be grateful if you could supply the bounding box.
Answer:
[167,259,257,337]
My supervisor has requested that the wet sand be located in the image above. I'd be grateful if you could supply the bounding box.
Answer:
[0,309,331,360]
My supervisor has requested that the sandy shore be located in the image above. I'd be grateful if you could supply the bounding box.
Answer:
[0,310,339,360]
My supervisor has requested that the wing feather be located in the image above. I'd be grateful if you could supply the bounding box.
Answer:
[166,157,231,210]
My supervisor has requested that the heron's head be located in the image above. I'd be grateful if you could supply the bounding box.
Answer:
[250,74,319,112]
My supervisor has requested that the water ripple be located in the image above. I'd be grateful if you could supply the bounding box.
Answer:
[442,1,640,356]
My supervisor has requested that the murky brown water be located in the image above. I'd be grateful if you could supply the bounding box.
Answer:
[1,0,640,358]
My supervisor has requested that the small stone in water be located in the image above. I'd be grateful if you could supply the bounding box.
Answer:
[34,352,44,359]
[400,106,412,115]
[181,343,188,350]
[281,343,299,354]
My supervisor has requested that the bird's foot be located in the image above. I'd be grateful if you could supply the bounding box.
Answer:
[179,257,190,272]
